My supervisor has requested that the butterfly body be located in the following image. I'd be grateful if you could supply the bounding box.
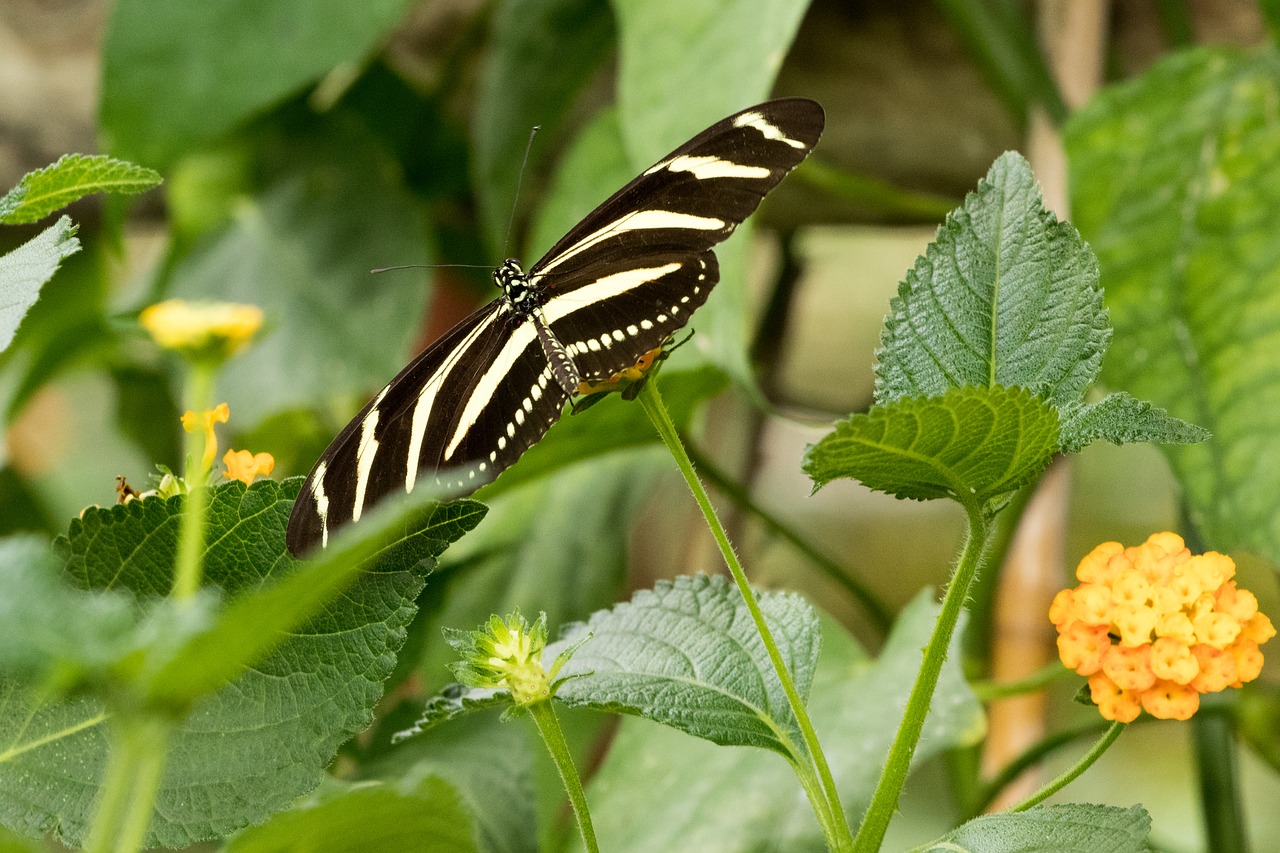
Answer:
[287,98,824,555]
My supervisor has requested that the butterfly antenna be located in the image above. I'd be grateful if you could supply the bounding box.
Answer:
[371,263,491,274]
[501,125,541,259]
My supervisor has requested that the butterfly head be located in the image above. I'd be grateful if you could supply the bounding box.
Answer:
[494,258,536,315]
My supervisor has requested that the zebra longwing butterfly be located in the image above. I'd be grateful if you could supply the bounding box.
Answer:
[286,98,824,555]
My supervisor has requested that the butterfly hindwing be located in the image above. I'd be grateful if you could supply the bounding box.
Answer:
[287,98,824,555]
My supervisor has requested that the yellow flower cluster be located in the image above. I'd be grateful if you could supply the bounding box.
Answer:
[1052,532,1275,722]
[140,299,263,361]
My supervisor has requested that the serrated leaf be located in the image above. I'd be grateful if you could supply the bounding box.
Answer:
[0,480,483,848]
[100,0,416,167]
[223,776,479,853]
[473,0,615,254]
[0,155,161,224]
[1059,392,1210,453]
[168,121,430,426]
[0,216,80,353]
[875,152,1107,408]
[580,592,984,851]
[805,385,1059,506]
[1066,45,1280,564]
[921,804,1151,853]
[550,574,821,757]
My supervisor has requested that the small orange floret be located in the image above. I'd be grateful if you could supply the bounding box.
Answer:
[1054,533,1272,722]
[223,449,276,485]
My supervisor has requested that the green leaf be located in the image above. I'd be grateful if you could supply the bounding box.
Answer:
[804,385,1059,506]
[1059,392,1211,453]
[579,592,983,851]
[610,0,811,166]
[551,574,820,757]
[0,216,80,353]
[1066,45,1280,564]
[100,0,416,167]
[223,777,480,853]
[366,711,538,853]
[922,804,1151,853]
[167,120,430,426]
[473,0,615,254]
[0,155,161,224]
[874,151,1107,409]
[0,480,482,848]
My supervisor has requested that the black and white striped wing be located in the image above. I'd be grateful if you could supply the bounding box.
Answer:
[532,98,825,382]
[286,98,823,555]
[286,302,569,554]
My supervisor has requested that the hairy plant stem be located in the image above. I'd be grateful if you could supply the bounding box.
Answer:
[172,361,215,600]
[1010,720,1125,812]
[637,381,853,852]
[527,701,599,853]
[854,499,993,852]
[84,713,172,853]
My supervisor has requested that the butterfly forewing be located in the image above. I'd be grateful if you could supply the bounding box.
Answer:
[287,98,824,555]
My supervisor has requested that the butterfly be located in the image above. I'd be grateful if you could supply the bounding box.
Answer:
[287,98,825,555]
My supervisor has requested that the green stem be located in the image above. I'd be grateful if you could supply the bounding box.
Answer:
[854,499,992,852]
[85,714,172,853]
[968,719,1109,817]
[172,361,215,600]
[527,701,598,853]
[1010,720,1125,812]
[685,442,892,635]
[637,381,853,852]
[1192,709,1248,853]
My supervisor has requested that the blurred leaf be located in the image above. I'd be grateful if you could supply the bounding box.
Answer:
[474,0,615,254]
[922,804,1151,852]
[0,480,481,848]
[579,592,984,851]
[366,712,538,853]
[167,117,431,426]
[101,0,417,167]
[1066,46,1280,564]
[805,385,1059,506]
[1059,391,1209,453]
[0,217,80,353]
[1238,684,1280,774]
[933,0,1068,126]
[0,156,161,225]
[224,776,479,853]
[551,575,820,758]
[875,152,1106,408]
[610,0,811,166]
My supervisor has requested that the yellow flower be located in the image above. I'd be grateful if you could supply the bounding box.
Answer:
[140,299,264,362]
[223,449,275,485]
[1054,533,1275,722]
[183,403,230,473]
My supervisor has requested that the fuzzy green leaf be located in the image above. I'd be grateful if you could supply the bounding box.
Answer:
[0,217,80,354]
[550,574,821,758]
[100,0,416,167]
[805,385,1058,505]
[580,592,984,851]
[0,480,482,848]
[922,804,1151,852]
[1066,45,1280,563]
[1059,392,1211,453]
[0,155,161,224]
[875,152,1107,408]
